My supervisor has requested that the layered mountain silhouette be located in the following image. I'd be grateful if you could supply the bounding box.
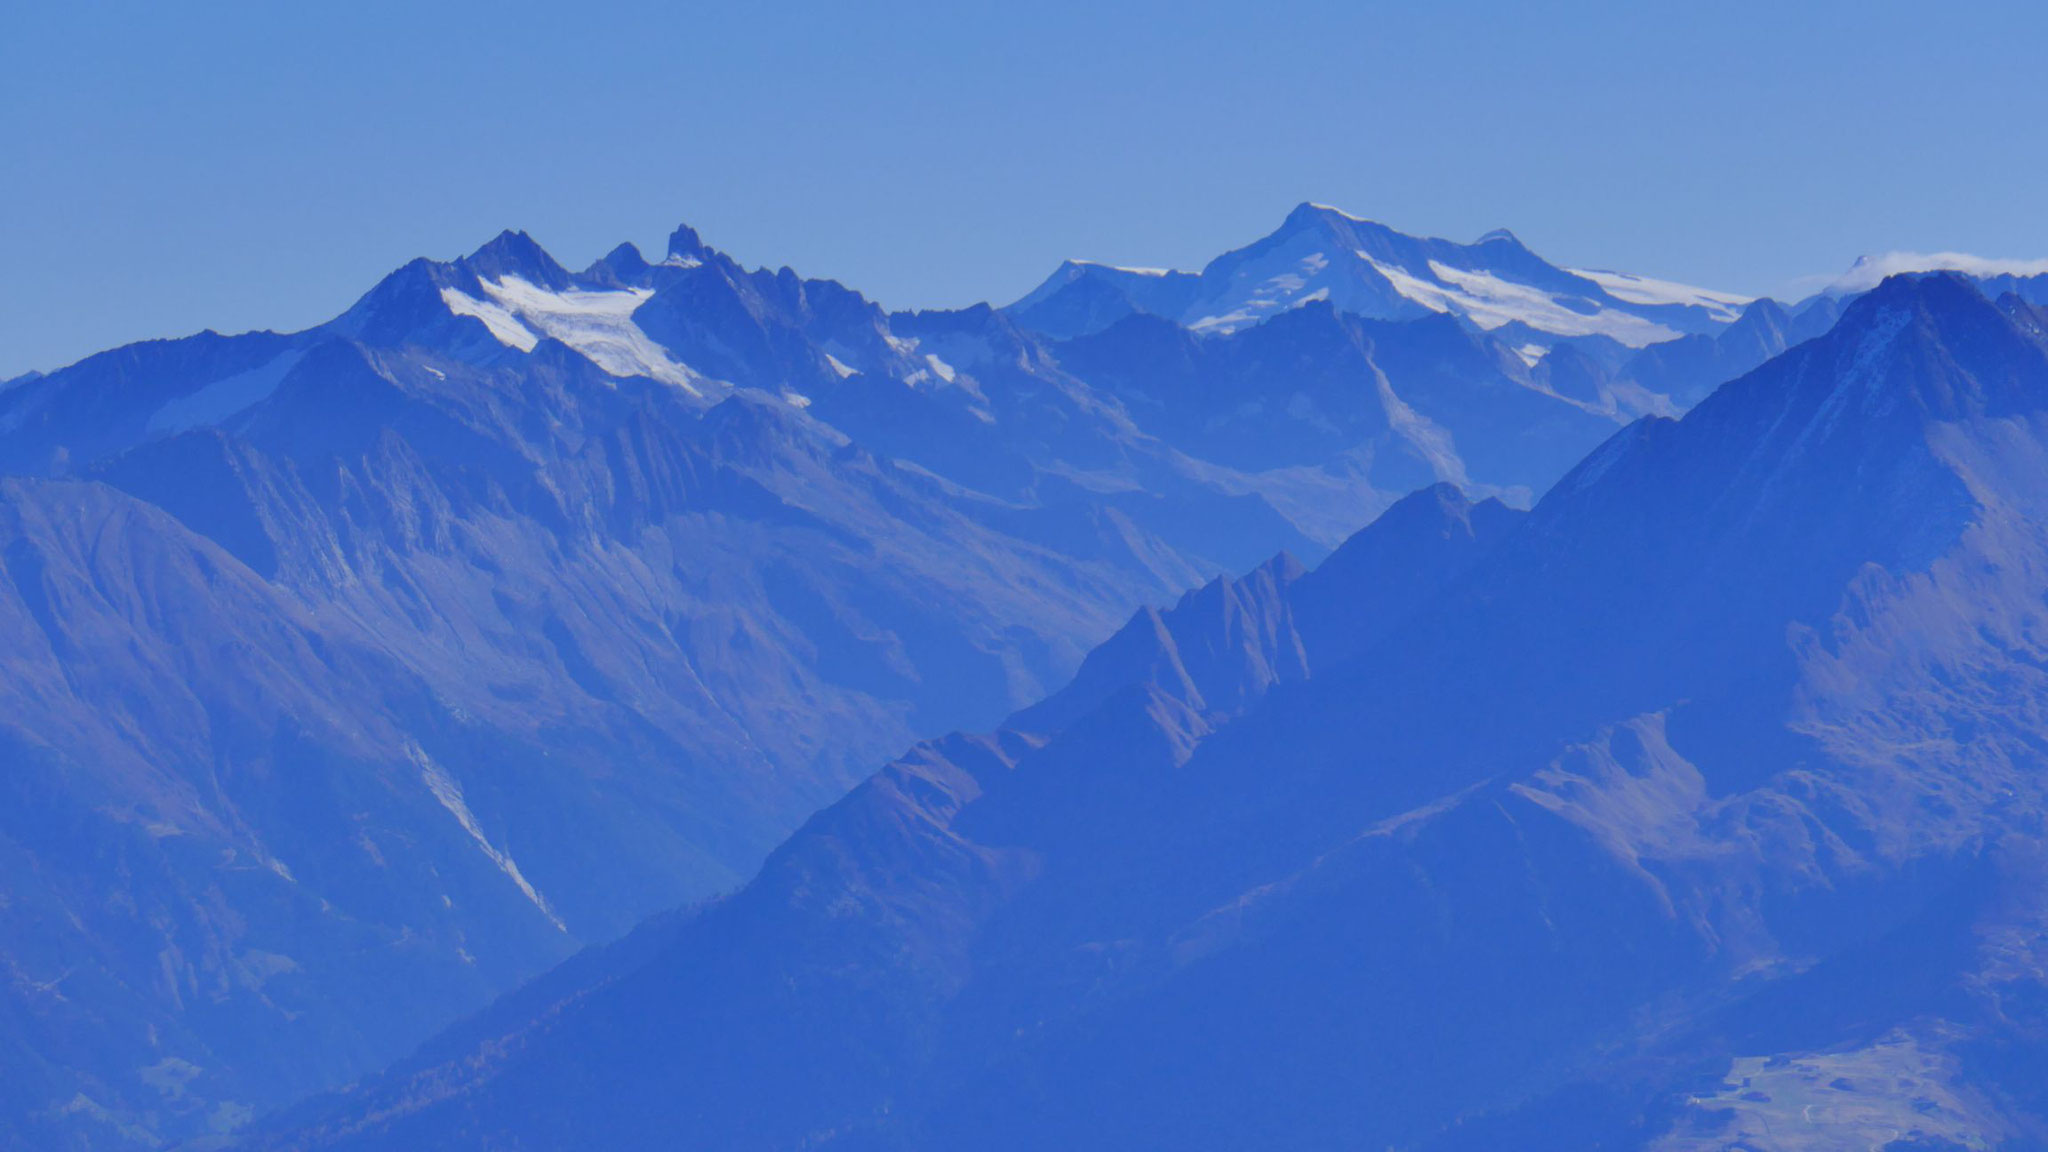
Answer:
[0,208,1744,1147]
[253,273,2048,1151]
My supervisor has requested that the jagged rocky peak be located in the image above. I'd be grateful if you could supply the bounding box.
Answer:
[1574,271,2048,507]
[666,222,712,264]
[1288,481,1524,663]
[584,241,652,286]
[1010,549,1309,736]
[461,228,574,291]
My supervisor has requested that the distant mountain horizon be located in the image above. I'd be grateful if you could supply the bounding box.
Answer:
[21,201,2048,384]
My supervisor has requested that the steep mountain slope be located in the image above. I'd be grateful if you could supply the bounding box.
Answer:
[262,274,2048,1151]
[1604,294,1845,409]
[0,479,577,1148]
[0,236,1214,1147]
[1053,304,1616,511]
[240,484,1520,1150]
[0,353,1195,1148]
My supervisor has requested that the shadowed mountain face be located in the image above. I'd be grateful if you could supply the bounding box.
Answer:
[1051,305,1618,512]
[254,274,2048,1151]
[0,215,1687,1148]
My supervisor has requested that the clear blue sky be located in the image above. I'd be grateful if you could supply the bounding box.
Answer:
[6,0,2046,377]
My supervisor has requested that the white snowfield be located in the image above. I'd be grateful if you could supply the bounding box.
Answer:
[1186,251,1331,333]
[1568,268,1752,322]
[441,276,707,395]
[1185,246,1699,347]
[1391,260,1685,348]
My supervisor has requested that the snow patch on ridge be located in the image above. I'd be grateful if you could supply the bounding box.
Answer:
[1071,260,1180,277]
[1304,202,1371,223]
[1360,259,1681,348]
[1189,252,1331,333]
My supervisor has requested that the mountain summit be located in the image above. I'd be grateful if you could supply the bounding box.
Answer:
[1009,202,1752,344]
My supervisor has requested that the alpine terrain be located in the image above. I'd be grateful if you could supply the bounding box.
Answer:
[249,272,2048,1151]
[0,206,1768,1147]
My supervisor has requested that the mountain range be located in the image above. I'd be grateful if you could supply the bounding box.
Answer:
[251,270,2048,1152]
[5,204,2048,1149]
[1009,202,1750,344]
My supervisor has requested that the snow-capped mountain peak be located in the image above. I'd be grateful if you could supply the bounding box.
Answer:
[327,229,715,395]
[1009,202,1751,347]
[665,223,710,266]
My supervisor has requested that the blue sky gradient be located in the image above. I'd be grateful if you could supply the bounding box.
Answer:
[5,0,2045,376]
